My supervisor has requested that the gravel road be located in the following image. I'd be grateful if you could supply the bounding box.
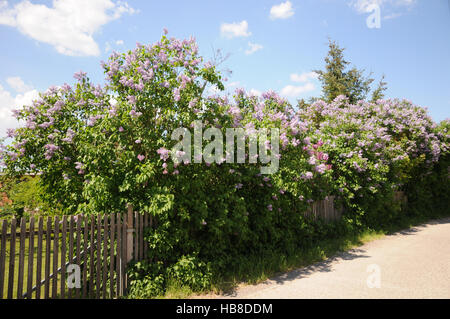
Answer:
[210,217,450,299]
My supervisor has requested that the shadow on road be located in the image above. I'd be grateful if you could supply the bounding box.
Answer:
[213,216,450,298]
[386,217,450,236]
[270,248,370,284]
[220,248,370,297]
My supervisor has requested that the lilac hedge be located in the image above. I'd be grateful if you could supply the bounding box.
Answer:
[1,32,448,296]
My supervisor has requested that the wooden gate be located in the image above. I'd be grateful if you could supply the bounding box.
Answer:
[0,205,149,299]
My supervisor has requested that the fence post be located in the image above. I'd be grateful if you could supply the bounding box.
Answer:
[126,204,134,263]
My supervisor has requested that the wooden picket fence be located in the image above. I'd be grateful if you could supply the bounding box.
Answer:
[305,196,343,222]
[304,191,407,222]
[0,205,149,299]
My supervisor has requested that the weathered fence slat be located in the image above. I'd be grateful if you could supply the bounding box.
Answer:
[17,218,26,299]
[127,205,133,264]
[122,213,127,293]
[68,216,74,299]
[7,218,16,299]
[52,216,59,299]
[44,217,51,299]
[96,215,101,299]
[26,217,35,299]
[321,200,325,220]
[116,213,122,297]
[139,213,144,261]
[88,215,95,299]
[143,212,148,260]
[0,220,7,299]
[82,216,89,299]
[134,212,138,261]
[149,214,154,263]
[60,216,67,299]
[75,215,82,299]
[109,213,115,299]
[35,217,43,299]
[102,215,108,299]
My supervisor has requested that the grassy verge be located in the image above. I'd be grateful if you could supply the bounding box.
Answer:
[161,211,450,299]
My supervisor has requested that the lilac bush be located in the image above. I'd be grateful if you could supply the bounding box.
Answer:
[295,95,447,226]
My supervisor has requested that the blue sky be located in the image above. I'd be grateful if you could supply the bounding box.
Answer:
[0,0,449,138]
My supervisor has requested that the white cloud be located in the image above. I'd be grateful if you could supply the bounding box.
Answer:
[283,72,318,97]
[6,76,32,93]
[115,39,124,45]
[0,0,136,56]
[220,20,251,39]
[290,72,318,83]
[245,42,263,55]
[0,84,39,138]
[249,89,261,97]
[270,1,295,20]
[0,0,15,26]
[280,83,315,98]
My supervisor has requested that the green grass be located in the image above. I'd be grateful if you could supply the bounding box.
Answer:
[163,212,450,298]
